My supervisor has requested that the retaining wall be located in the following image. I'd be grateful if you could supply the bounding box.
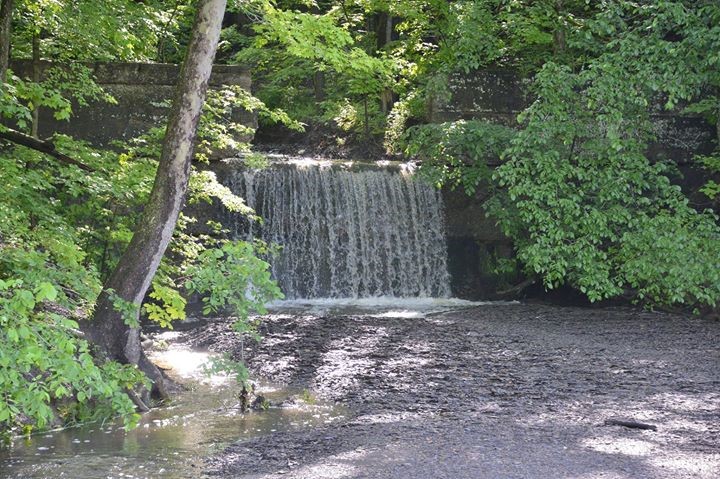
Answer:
[10,61,255,148]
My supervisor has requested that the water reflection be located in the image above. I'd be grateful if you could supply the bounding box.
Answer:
[0,336,346,479]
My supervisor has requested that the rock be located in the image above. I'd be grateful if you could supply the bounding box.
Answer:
[604,418,658,431]
[251,395,268,411]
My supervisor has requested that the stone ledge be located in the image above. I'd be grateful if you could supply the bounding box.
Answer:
[10,60,251,88]
[430,69,717,164]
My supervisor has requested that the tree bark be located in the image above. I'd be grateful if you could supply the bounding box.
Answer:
[30,33,40,138]
[553,0,566,56]
[0,0,12,84]
[81,0,227,408]
[313,71,325,101]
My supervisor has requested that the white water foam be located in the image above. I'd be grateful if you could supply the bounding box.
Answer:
[266,296,516,318]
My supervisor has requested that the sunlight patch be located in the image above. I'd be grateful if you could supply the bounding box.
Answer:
[582,436,655,456]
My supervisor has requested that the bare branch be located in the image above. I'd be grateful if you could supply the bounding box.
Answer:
[0,127,95,172]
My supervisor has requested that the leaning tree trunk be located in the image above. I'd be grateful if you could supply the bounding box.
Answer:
[82,0,227,409]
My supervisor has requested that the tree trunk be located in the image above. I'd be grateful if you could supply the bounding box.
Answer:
[363,95,370,139]
[313,71,325,101]
[553,0,566,56]
[0,0,12,84]
[81,0,227,409]
[30,33,40,138]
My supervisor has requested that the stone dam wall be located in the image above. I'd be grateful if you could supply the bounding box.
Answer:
[10,61,255,148]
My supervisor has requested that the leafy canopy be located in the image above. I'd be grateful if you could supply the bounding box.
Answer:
[399,0,720,309]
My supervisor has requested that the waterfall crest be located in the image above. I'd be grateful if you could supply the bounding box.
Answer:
[224,161,451,299]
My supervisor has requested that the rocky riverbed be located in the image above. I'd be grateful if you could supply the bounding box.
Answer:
[184,302,720,479]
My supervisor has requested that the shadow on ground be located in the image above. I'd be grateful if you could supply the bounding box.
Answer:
[185,304,720,479]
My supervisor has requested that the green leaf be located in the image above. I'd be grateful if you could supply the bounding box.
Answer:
[35,282,58,302]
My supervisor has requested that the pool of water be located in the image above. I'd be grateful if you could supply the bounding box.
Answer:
[0,337,347,479]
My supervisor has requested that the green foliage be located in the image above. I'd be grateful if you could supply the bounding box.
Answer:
[186,240,283,327]
[0,0,294,438]
[0,142,105,299]
[1,66,111,133]
[402,120,515,195]
[202,353,250,389]
[144,285,187,329]
[617,212,720,307]
[196,85,304,161]
[232,2,394,136]
[241,151,271,170]
[108,290,142,328]
[186,241,284,390]
[488,62,720,308]
[0,122,282,434]
[0,80,283,436]
[0,136,153,435]
[0,75,33,128]
[13,0,167,62]
[0,279,145,439]
[383,93,416,154]
[394,1,720,309]
[697,153,720,201]
[189,170,255,217]
[372,0,597,134]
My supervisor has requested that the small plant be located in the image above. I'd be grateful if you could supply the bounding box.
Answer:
[300,389,317,405]
[202,354,251,389]
[187,241,283,401]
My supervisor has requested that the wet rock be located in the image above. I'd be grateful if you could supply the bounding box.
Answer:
[251,395,269,411]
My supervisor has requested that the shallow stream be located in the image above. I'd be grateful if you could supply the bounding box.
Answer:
[0,335,347,479]
[0,299,490,478]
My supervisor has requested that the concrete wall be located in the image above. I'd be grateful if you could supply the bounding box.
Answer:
[430,70,717,161]
[10,61,256,149]
[432,70,718,299]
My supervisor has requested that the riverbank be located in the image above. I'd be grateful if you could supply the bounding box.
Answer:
[186,302,720,478]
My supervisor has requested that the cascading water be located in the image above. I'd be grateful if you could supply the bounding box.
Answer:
[223,159,451,299]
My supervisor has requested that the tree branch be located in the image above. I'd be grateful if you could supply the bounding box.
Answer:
[0,127,95,172]
[496,278,536,297]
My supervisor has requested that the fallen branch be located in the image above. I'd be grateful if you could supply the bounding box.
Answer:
[496,278,536,297]
[604,418,658,431]
[0,127,95,172]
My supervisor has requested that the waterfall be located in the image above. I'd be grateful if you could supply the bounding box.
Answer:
[223,160,451,299]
